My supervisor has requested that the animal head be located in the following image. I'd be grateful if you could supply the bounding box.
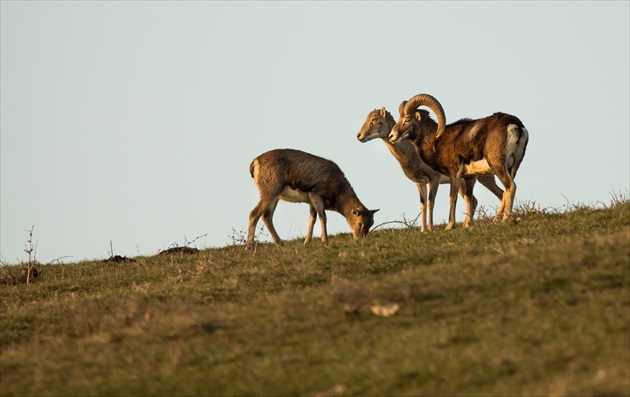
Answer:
[357,107,395,143]
[389,94,446,144]
[347,208,379,239]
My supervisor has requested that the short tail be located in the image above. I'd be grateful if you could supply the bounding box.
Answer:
[249,158,258,179]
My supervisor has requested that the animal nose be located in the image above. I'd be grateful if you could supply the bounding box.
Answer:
[357,132,362,140]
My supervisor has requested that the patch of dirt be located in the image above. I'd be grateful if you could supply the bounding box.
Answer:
[103,255,136,263]
[159,247,199,255]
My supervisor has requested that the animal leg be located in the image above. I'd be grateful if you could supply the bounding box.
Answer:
[477,175,504,201]
[492,165,516,221]
[308,193,328,244]
[456,178,466,200]
[247,201,265,249]
[462,178,478,228]
[445,176,460,230]
[248,196,280,248]
[427,176,440,232]
[261,198,284,246]
[304,205,318,245]
[416,183,428,232]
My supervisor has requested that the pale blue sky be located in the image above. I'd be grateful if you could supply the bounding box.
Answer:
[1,1,629,263]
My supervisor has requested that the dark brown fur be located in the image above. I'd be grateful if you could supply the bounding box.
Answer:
[247,149,378,248]
[390,98,529,229]
[356,107,505,231]
[415,113,526,178]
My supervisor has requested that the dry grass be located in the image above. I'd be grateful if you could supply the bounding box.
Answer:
[1,199,629,396]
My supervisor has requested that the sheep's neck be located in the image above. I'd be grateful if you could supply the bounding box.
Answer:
[335,191,364,218]
[415,133,440,172]
[379,116,438,183]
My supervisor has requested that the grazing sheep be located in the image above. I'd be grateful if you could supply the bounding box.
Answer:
[247,148,379,248]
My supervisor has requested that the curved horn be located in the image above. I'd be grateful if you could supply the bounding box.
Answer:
[398,101,407,117]
[403,94,446,139]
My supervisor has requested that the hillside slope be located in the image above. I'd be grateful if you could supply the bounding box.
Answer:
[1,202,629,396]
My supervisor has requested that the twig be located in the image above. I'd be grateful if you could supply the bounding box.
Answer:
[372,213,420,231]
[184,233,208,248]
[166,233,209,250]
[23,226,37,285]
[24,225,36,264]
[46,256,73,265]
[371,220,409,231]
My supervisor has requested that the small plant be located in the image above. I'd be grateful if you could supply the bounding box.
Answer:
[473,204,496,223]
[1,226,42,285]
[103,240,135,262]
[560,193,600,212]
[108,240,115,258]
[158,233,207,256]
[23,225,39,284]
[229,226,266,249]
[609,189,629,208]
[512,200,548,218]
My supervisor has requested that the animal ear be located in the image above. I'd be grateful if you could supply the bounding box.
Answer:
[417,109,431,121]
[379,107,387,117]
[370,209,380,215]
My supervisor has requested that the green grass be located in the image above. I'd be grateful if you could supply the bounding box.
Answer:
[1,201,629,396]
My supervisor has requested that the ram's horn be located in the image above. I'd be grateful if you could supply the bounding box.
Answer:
[403,94,446,139]
[398,101,407,117]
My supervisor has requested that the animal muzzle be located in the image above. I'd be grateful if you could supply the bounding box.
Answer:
[353,231,367,239]
[388,130,400,144]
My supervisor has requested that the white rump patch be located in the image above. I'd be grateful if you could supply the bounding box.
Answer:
[505,124,522,168]
[280,186,311,203]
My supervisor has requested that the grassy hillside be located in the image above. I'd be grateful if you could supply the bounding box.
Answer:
[1,201,629,396]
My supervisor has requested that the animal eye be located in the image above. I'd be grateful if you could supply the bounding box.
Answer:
[371,119,377,125]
